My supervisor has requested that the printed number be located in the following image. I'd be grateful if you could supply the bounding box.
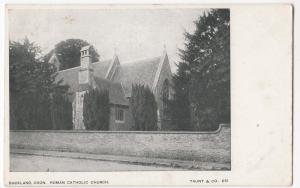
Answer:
[222,179,228,183]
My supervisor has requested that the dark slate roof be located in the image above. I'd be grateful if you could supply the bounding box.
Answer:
[92,59,111,78]
[55,59,112,93]
[94,77,128,106]
[55,55,161,104]
[112,56,161,97]
[56,67,80,93]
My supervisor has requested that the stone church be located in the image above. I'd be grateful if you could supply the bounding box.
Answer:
[49,46,174,131]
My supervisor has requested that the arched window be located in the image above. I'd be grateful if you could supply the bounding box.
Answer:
[162,79,169,102]
[161,79,170,118]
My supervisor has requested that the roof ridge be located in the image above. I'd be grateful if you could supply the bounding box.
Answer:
[121,56,161,66]
[93,58,112,65]
[152,52,168,90]
[58,66,80,73]
[58,59,112,73]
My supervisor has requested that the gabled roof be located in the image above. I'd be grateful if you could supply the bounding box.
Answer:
[49,53,60,64]
[93,77,128,106]
[112,56,161,97]
[92,59,112,79]
[56,66,80,93]
[55,59,113,92]
[55,52,169,103]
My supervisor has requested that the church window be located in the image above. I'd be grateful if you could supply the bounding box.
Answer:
[115,108,124,123]
[161,79,170,118]
[162,79,169,102]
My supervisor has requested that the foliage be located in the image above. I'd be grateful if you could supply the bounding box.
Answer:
[130,84,158,131]
[9,38,71,130]
[83,89,110,130]
[50,93,73,130]
[45,39,99,70]
[169,62,192,131]
[173,9,230,131]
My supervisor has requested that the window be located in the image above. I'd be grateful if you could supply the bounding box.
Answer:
[161,79,170,108]
[115,108,124,123]
[161,79,171,119]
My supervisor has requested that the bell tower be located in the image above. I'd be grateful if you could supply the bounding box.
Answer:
[79,45,92,85]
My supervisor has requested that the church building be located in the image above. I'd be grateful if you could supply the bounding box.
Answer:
[49,46,174,131]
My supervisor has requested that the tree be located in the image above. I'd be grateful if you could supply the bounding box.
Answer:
[50,92,73,130]
[45,39,99,70]
[83,89,110,130]
[174,9,230,131]
[130,84,158,131]
[9,38,71,130]
[169,62,192,131]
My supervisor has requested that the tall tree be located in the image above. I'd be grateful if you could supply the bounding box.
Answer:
[9,38,70,130]
[173,9,230,131]
[83,89,110,130]
[130,84,158,131]
[50,92,73,130]
[169,62,192,131]
[45,39,99,70]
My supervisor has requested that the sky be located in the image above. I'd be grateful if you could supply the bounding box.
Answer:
[8,8,204,72]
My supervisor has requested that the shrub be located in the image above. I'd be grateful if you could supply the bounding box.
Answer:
[83,89,110,130]
[130,84,158,131]
[50,94,73,130]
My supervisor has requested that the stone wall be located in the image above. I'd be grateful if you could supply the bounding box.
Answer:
[10,125,230,163]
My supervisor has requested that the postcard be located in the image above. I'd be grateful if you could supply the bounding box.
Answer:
[4,4,293,186]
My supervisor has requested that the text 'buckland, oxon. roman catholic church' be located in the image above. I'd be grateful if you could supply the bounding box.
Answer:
[48,46,174,131]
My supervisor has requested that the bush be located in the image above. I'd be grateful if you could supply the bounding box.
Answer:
[50,94,73,130]
[83,89,110,130]
[9,38,70,130]
[130,84,158,131]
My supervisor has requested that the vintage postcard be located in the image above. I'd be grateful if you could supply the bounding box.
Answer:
[4,4,293,186]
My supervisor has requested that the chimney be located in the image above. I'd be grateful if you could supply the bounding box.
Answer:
[78,45,92,85]
[80,45,91,69]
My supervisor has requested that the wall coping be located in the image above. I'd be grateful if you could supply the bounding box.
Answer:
[10,124,230,135]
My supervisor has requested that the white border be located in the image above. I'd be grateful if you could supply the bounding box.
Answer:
[1,1,298,188]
